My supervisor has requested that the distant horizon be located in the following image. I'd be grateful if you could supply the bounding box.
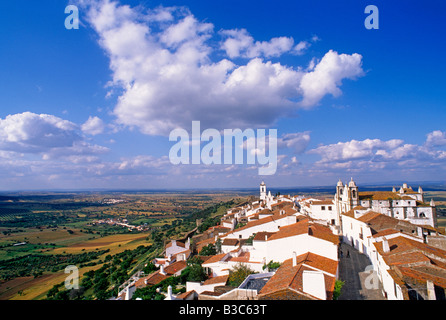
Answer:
[1,179,444,194]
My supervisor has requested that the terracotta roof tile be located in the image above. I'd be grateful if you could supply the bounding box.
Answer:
[203,275,229,286]
[164,260,187,275]
[266,219,339,245]
[176,290,196,300]
[222,238,239,246]
[202,253,227,265]
[166,241,185,248]
[259,253,337,300]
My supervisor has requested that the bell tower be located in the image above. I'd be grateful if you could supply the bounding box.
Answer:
[260,181,266,201]
[349,177,359,208]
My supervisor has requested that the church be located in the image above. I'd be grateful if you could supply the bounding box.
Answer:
[334,178,437,228]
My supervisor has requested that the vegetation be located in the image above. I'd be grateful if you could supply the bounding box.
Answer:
[46,245,152,300]
[228,263,256,287]
[333,279,345,300]
[199,243,217,256]
[0,250,109,281]
[262,260,281,271]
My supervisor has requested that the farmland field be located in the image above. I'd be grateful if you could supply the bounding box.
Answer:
[0,190,244,300]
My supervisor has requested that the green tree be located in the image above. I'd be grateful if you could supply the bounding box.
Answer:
[333,279,345,300]
[199,243,217,256]
[143,262,157,274]
[186,264,208,282]
[215,238,222,254]
[228,263,255,287]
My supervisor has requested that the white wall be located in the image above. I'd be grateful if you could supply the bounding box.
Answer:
[186,281,227,294]
[223,215,297,241]
[309,204,336,222]
[250,233,338,263]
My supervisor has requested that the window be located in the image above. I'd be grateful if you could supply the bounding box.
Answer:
[328,206,332,210]
[321,206,325,210]
[352,190,356,198]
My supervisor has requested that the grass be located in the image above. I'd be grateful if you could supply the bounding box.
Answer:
[0,232,153,300]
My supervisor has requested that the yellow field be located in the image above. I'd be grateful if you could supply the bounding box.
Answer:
[51,232,152,255]
[0,227,91,247]
[0,231,153,300]
[1,263,106,300]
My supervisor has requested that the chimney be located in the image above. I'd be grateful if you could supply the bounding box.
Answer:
[430,198,436,207]
[160,264,166,275]
[427,280,436,300]
[172,240,176,247]
[167,285,173,298]
[186,238,190,249]
[302,270,327,300]
[417,227,423,238]
[292,251,297,267]
[382,237,390,253]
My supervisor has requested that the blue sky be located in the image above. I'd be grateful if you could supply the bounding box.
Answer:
[0,0,445,190]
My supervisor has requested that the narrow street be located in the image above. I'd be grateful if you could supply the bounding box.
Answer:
[338,242,386,300]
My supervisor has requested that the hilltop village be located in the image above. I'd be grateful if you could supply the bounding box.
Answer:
[116,180,446,300]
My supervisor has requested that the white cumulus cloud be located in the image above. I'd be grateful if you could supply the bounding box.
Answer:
[0,112,108,159]
[78,0,364,136]
[81,116,105,135]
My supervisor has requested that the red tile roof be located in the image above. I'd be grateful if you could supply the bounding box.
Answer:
[164,260,187,275]
[258,253,337,300]
[267,219,339,245]
[203,275,229,286]
[373,236,446,289]
[176,290,196,300]
[166,240,185,248]
[135,271,168,288]
[222,238,239,246]
[202,253,227,265]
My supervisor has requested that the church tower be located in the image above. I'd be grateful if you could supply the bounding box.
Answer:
[260,181,266,201]
[348,177,359,208]
[334,178,359,216]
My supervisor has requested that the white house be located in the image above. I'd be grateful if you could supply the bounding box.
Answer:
[249,218,340,263]
[371,236,446,300]
[257,251,339,300]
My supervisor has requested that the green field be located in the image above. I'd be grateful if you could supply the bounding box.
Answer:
[0,191,242,300]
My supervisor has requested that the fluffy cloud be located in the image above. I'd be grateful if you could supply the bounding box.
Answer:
[308,138,404,163]
[278,132,311,154]
[425,130,446,147]
[220,28,295,58]
[308,131,446,172]
[299,50,364,107]
[78,0,364,136]
[81,116,105,135]
[0,112,108,159]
